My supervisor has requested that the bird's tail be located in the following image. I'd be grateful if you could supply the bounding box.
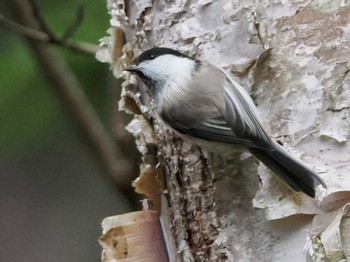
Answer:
[249,143,326,197]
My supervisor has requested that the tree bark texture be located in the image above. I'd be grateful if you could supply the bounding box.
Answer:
[98,1,350,261]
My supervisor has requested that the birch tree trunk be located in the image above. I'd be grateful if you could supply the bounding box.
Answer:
[98,1,350,261]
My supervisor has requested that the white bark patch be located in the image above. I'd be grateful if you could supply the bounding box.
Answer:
[98,0,350,261]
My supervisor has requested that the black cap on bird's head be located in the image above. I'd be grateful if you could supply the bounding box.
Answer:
[124,47,200,92]
[124,47,193,72]
[136,47,191,64]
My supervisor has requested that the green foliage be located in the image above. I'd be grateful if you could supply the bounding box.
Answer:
[0,0,110,155]
[0,40,56,153]
[37,0,109,43]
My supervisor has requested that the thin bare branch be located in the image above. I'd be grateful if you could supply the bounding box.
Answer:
[0,13,98,56]
[9,0,136,200]
[61,4,85,41]
[29,0,57,40]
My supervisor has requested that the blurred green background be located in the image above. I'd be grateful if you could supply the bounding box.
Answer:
[0,0,137,261]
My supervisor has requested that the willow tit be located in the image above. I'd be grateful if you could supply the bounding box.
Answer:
[125,47,326,198]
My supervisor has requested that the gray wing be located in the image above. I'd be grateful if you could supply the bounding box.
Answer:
[222,75,273,149]
[171,116,259,147]
[160,67,273,149]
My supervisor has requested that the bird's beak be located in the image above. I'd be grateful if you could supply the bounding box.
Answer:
[124,65,139,72]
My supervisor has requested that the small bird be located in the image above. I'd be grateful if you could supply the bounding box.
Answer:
[125,47,326,197]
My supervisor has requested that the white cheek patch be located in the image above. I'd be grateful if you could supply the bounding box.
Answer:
[137,54,197,108]
[139,55,197,87]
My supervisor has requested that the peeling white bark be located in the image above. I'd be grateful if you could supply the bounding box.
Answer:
[98,0,350,261]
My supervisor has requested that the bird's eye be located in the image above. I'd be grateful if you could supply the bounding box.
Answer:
[149,54,156,60]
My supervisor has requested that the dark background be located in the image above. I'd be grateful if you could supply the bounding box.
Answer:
[0,0,138,261]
